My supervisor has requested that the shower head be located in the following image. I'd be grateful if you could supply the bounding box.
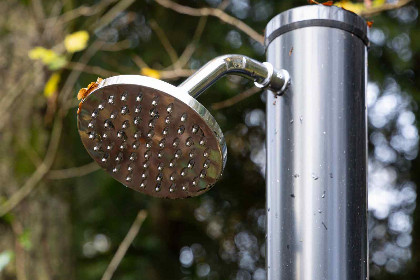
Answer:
[77,55,290,199]
[78,75,226,198]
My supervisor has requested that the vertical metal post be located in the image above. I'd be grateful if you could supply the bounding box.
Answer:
[265,6,368,280]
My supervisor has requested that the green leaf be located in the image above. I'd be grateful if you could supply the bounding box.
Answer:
[47,56,67,70]
[18,229,32,250]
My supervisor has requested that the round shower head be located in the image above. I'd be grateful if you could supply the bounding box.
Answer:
[78,75,227,199]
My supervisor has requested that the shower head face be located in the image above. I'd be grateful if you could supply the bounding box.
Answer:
[78,75,226,199]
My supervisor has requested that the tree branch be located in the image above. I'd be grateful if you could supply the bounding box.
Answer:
[149,19,179,64]
[45,0,118,26]
[154,0,264,44]
[132,54,150,69]
[0,74,35,131]
[170,16,208,70]
[47,162,100,180]
[10,220,27,280]
[0,115,63,217]
[159,68,196,80]
[101,210,148,280]
[17,139,42,167]
[100,40,132,52]
[211,87,261,110]
[64,62,120,78]
[91,0,136,31]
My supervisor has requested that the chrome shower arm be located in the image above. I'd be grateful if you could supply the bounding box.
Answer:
[178,54,290,98]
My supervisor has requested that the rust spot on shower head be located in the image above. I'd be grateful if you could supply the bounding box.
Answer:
[77,77,103,114]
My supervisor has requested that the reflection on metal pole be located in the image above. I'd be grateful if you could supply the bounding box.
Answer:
[265,5,368,280]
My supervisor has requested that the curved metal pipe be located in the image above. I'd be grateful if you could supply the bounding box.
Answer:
[178,54,290,98]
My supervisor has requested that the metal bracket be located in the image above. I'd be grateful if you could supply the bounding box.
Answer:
[254,62,291,95]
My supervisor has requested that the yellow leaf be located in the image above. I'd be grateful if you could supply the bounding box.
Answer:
[44,73,61,98]
[335,0,365,14]
[141,68,161,79]
[28,47,46,60]
[64,31,89,53]
[372,0,386,7]
[28,47,67,70]
[334,0,386,14]
[28,47,59,64]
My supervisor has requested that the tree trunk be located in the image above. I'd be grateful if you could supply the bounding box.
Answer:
[0,1,73,279]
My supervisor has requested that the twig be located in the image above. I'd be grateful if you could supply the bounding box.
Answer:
[211,87,261,110]
[64,62,120,77]
[159,68,196,80]
[0,75,34,131]
[360,0,413,17]
[53,5,95,23]
[164,0,225,71]
[91,0,136,31]
[11,220,27,280]
[17,139,42,167]
[41,1,63,40]
[0,115,63,217]
[47,162,100,180]
[32,0,45,23]
[149,19,179,64]
[132,54,150,69]
[46,0,118,26]
[170,16,208,70]
[101,210,148,280]
[133,63,195,80]
[100,40,132,52]
[154,0,264,44]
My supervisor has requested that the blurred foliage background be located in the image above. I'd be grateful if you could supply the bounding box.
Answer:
[0,0,419,279]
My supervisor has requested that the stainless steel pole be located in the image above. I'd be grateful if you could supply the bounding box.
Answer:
[264,5,368,280]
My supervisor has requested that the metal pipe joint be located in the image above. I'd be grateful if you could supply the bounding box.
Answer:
[178,54,290,97]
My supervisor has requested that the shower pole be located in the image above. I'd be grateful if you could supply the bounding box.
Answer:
[264,6,368,280]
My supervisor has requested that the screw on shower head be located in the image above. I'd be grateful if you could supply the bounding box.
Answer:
[77,54,290,199]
